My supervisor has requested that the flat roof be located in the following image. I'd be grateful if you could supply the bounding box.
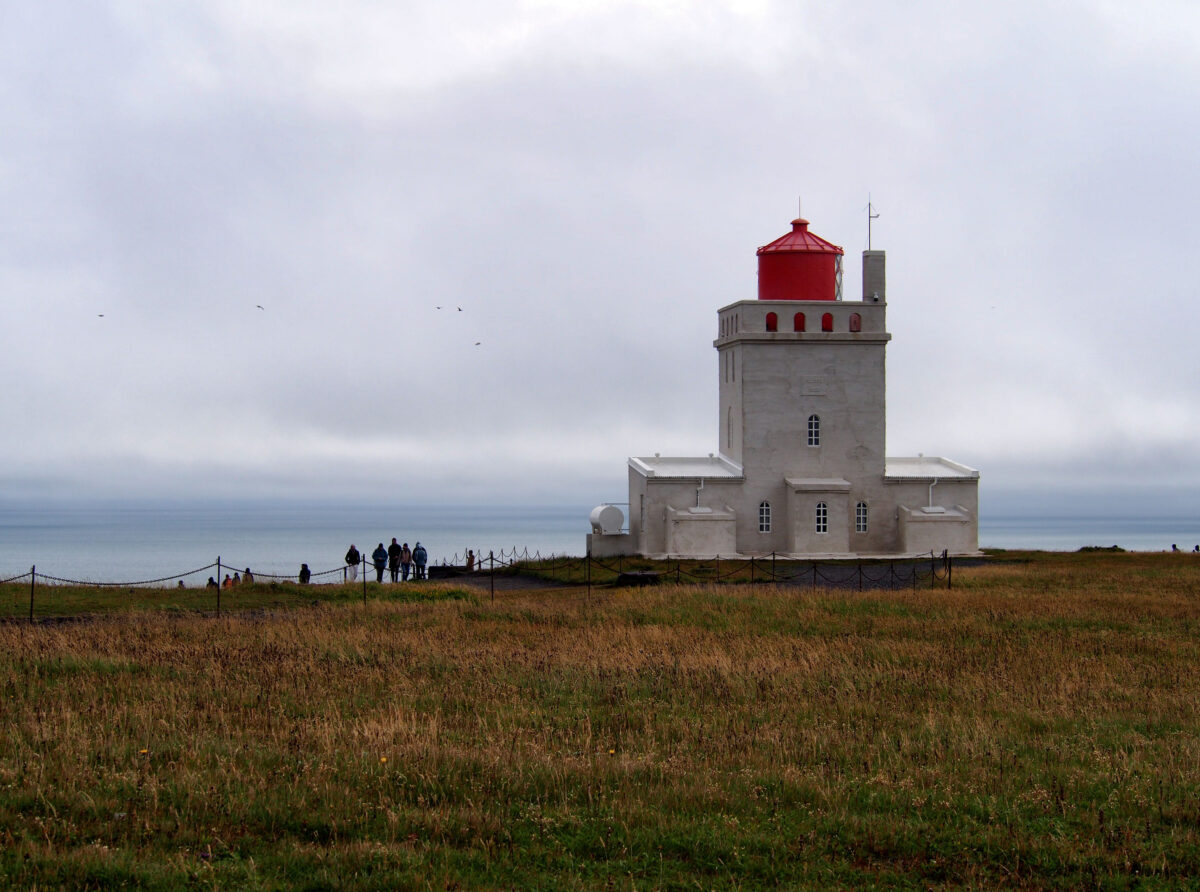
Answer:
[885,456,979,480]
[629,455,743,479]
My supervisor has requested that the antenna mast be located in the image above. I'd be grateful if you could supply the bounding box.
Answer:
[867,195,880,250]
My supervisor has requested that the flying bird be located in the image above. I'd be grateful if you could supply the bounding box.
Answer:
[98,314,104,317]
[435,305,442,310]
[474,341,481,346]
[256,304,264,310]
[457,307,462,311]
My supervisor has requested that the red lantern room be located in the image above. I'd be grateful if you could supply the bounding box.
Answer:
[756,218,844,302]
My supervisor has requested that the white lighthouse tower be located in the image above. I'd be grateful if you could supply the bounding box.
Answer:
[589,209,980,558]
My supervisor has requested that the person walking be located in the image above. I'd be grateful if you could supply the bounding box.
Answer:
[299,564,311,584]
[413,542,428,580]
[466,549,475,573]
[387,537,403,583]
[400,543,412,581]
[345,544,360,583]
[371,543,388,583]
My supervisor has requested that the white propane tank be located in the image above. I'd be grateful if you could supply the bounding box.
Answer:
[589,504,624,535]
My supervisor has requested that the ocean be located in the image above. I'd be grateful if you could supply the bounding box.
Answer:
[0,500,1197,586]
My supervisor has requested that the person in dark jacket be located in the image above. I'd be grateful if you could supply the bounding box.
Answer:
[413,542,428,580]
[387,537,403,583]
[371,543,388,583]
[345,544,361,583]
[299,564,311,584]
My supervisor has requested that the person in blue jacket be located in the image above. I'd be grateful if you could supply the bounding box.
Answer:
[371,543,388,583]
[413,542,428,580]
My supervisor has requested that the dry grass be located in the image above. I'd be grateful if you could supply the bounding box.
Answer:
[2,551,1199,888]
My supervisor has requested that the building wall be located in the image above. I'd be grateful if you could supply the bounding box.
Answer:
[625,282,980,558]
[716,299,891,554]
[885,478,980,554]
[634,477,745,556]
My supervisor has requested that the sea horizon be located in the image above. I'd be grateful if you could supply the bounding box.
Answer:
[1,497,1197,586]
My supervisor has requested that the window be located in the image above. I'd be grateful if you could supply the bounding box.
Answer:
[807,414,820,447]
[765,312,778,332]
[815,502,828,534]
[849,312,861,333]
[793,312,806,332]
[821,312,833,332]
[856,501,868,533]
[758,501,771,533]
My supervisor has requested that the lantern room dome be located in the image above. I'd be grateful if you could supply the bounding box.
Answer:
[756,217,844,302]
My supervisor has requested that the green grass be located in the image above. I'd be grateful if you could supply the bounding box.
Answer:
[1,551,1199,887]
[0,578,473,619]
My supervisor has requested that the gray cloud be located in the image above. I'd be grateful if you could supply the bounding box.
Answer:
[2,1,1197,506]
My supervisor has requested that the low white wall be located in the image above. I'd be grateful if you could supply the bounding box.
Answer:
[587,532,636,558]
[898,506,977,555]
[664,506,738,557]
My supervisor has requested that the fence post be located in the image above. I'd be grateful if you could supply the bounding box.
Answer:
[812,561,817,590]
[930,552,936,590]
[29,565,35,623]
[912,562,917,592]
[586,552,591,605]
[715,554,720,584]
[361,557,367,602]
[858,563,863,592]
[948,555,953,589]
[676,561,681,584]
[343,565,347,584]
[771,551,776,582]
[216,556,221,617]
[489,551,495,604]
[750,557,755,584]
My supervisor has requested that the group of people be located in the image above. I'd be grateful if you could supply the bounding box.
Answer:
[345,540,428,583]
[204,568,254,589]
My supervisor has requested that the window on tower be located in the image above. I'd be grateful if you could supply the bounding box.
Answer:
[849,312,861,332]
[807,414,820,447]
[856,501,868,533]
[758,501,771,533]
[815,502,828,534]
[821,312,833,332]
[793,312,806,332]
[766,312,778,332]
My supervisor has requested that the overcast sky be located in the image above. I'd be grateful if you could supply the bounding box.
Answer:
[2,0,1197,510]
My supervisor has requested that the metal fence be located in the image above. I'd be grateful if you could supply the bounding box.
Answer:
[2,549,954,621]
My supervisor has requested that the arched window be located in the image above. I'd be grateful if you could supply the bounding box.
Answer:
[758,501,771,533]
[793,312,806,332]
[765,312,778,332]
[855,501,868,533]
[807,414,820,447]
[821,312,833,332]
[815,502,828,534]
[849,312,862,333]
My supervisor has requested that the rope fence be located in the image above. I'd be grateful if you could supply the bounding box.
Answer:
[1,548,955,622]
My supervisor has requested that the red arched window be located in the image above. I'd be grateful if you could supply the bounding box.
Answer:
[821,312,833,332]
[849,312,861,332]
[765,312,778,332]
[793,312,806,332]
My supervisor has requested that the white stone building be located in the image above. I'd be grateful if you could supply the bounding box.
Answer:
[589,212,980,559]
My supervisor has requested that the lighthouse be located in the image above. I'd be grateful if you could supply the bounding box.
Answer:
[589,209,980,558]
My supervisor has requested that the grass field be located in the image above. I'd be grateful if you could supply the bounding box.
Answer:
[2,551,1198,889]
